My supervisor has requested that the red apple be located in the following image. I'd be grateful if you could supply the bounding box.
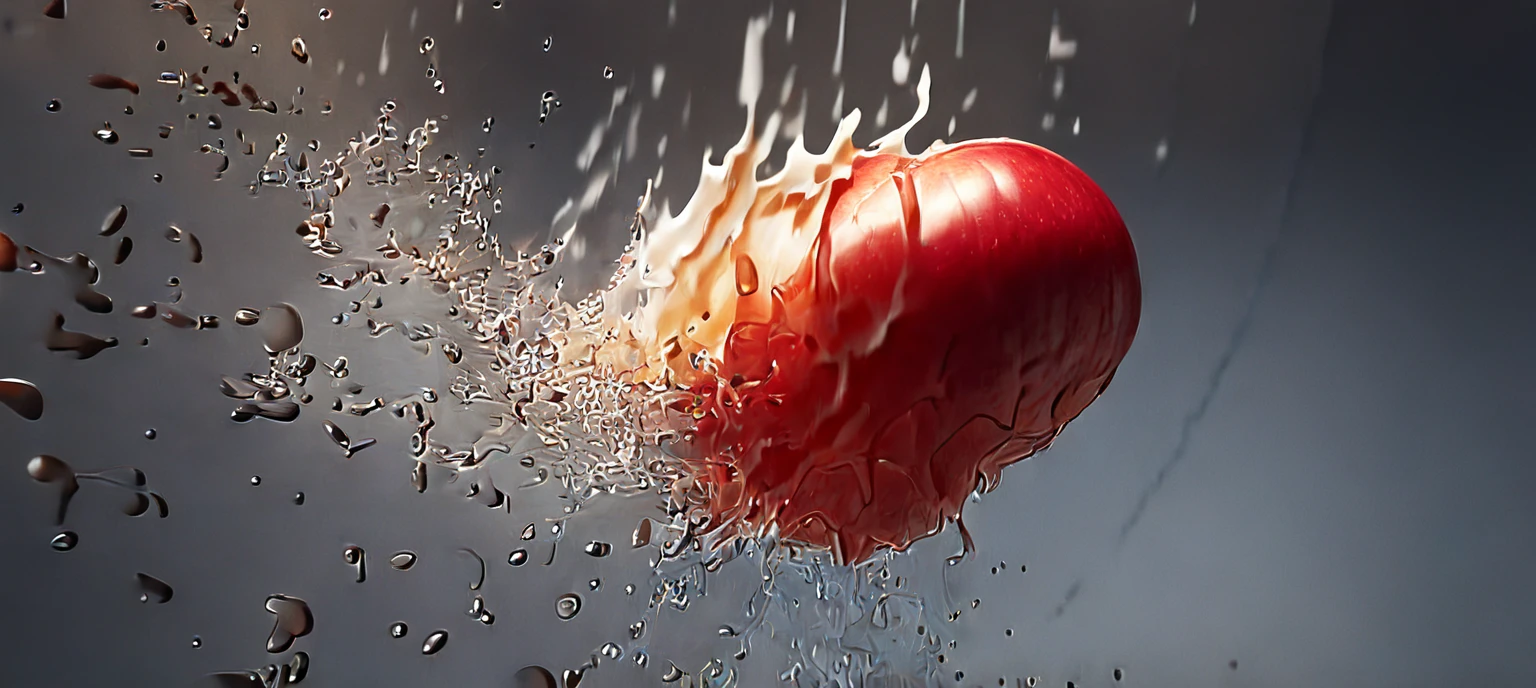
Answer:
[689,139,1142,563]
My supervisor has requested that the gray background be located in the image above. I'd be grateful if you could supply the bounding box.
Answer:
[1,0,1533,686]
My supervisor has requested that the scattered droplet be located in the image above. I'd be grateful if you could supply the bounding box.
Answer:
[582,541,611,557]
[95,123,120,144]
[631,519,652,548]
[602,66,613,79]
[249,476,261,486]
[292,492,305,505]
[144,428,157,440]
[291,37,310,64]
[419,37,434,53]
[234,308,260,326]
[114,237,133,265]
[88,74,141,94]
[342,545,366,582]
[317,8,331,20]
[389,551,417,570]
[421,630,447,655]
[136,572,174,603]
[50,531,78,551]
[389,622,408,638]
[513,666,557,688]
[259,304,303,353]
[541,36,552,52]
[191,635,202,649]
[0,379,44,421]
[46,99,61,112]
[508,549,528,566]
[264,595,313,653]
[554,593,582,620]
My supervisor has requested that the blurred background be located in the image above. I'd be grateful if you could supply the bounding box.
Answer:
[1,0,1533,686]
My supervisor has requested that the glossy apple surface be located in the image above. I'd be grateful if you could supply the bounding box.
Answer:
[691,139,1142,563]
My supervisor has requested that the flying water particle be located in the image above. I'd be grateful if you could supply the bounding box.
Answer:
[0,379,44,420]
[602,65,613,79]
[46,99,61,112]
[419,36,434,54]
[582,541,612,558]
[258,304,303,353]
[508,549,528,566]
[421,630,448,655]
[47,313,118,359]
[191,636,202,649]
[249,476,261,486]
[631,518,652,547]
[95,123,120,144]
[317,8,331,20]
[144,428,156,440]
[389,551,417,570]
[88,74,141,94]
[50,531,77,551]
[292,492,305,505]
[264,595,313,653]
[513,666,557,688]
[113,237,132,264]
[1048,19,1078,61]
[291,37,309,64]
[554,593,582,620]
[1155,138,1170,164]
[234,308,260,326]
[542,36,552,52]
[343,545,366,582]
[136,572,174,603]
[389,622,408,638]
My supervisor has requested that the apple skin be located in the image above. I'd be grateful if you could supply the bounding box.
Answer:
[689,139,1142,563]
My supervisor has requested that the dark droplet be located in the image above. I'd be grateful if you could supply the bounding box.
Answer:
[50,531,77,551]
[0,378,44,420]
[136,572,174,603]
[264,594,313,653]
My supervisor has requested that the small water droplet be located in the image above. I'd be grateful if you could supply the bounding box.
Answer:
[191,635,202,648]
[583,541,611,557]
[136,572,174,603]
[602,66,613,79]
[419,37,434,53]
[95,123,120,144]
[51,531,77,551]
[317,8,331,20]
[508,549,528,566]
[542,36,552,52]
[45,99,61,112]
[389,551,417,570]
[421,630,448,655]
[264,594,313,653]
[144,428,157,440]
[390,622,408,638]
[293,492,305,505]
[250,476,261,486]
[554,593,582,620]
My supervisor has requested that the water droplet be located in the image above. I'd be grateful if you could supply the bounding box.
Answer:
[259,304,304,353]
[481,116,494,133]
[317,8,331,20]
[419,37,434,53]
[291,37,310,64]
[136,572,174,603]
[389,551,417,570]
[95,123,120,144]
[588,578,601,591]
[554,593,582,620]
[508,549,528,566]
[51,531,77,551]
[46,99,61,112]
[234,308,261,326]
[343,545,366,582]
[264,594,313,653]
[631,519,652,548]
[491,0,502,7]
[0,379,44,421]
[250,476,261,486]
[144,428,157,440]
[583,541,612,557]
[513,666,557,688]
[421,630,447,655]
[602,66,614,79]
[541,36,552,52]
[520,523,535,540]
[156,39,166,52]
[191,635,202,648]
[292,492,305,505]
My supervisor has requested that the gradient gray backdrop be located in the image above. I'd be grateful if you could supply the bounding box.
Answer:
[1,0,1533,686]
